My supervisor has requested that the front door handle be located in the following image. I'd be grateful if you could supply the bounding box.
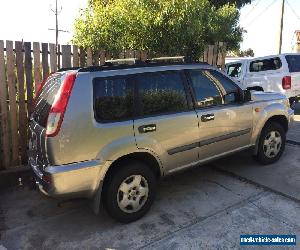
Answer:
[201,114,215,122]
[138,124,157,133]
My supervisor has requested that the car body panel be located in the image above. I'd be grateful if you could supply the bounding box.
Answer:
[28,63,294,213]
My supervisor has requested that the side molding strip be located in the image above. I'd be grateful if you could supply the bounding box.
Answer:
[167,128,251,155]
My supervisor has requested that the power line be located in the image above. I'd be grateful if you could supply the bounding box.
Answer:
[286,0,300,20]
[243,0,263,20]
[243,0,277,27]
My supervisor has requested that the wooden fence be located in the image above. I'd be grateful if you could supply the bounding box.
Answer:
[0,40,226,170]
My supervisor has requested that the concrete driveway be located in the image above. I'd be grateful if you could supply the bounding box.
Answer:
[1,113,300,250]
[1,156,300,249]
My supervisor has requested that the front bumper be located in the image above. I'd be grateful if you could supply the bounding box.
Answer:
[288,108,294,128]
[30,159,110,199]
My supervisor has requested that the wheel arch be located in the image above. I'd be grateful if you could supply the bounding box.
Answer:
[254,114,288,154]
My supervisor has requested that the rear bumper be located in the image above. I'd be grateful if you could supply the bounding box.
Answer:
[30,159,110,199]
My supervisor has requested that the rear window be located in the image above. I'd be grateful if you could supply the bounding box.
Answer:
[135,71,189,117]
[93,77,134,122]
[250,57,282,72]
[285,55,300,72]
[32,74,64,127]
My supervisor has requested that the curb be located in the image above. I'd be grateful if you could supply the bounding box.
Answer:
[0,166,32,190]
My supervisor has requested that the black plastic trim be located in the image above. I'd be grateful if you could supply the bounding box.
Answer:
[167,128,251,155]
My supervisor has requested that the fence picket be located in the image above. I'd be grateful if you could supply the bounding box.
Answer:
[15,41,27,164]
[207,45,214,65]
[93,50,99,66]
[24,42,33,115]
[0,40,226,170]
[49,43,57,73]
[0,40,9,169]
[42,43,49,80]
[33,42,41,92]
[87,48,93,66]
[106,51,111,60]
[61,45,71,68]
[6,41,19,166]
[73,45,79,67]
[79,47,85,67]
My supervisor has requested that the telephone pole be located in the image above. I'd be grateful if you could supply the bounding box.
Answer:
[49,0,69,50]
[278,0,285,54]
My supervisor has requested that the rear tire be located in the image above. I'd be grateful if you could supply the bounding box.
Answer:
[103,160,157,223]
[254,122,286,165]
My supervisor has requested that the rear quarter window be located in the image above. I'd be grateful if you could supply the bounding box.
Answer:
[285,55,300,72]
[250,57,282,72]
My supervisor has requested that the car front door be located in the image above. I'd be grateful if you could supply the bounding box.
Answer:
[133,70,200,173]
[186,69,253,161]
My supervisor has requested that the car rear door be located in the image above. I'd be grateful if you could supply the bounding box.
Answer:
[186,69,253,160]
[28,73,64,171]
[132,70,200,173]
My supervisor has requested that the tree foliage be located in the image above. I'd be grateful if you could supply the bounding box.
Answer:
[73,0,245,60]
[230,48,254,57]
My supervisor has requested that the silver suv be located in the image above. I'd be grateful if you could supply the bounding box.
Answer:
[29,60,294,222]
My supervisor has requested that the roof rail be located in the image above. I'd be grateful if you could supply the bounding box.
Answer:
[57,67,81,72]
[147,56,185,63]
[105,58,145,65]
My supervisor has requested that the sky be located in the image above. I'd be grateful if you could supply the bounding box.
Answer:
[0,0,299,57]
[239,0,300,56]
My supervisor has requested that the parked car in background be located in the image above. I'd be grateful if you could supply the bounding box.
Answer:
[225,53,300,105]
[29,59,293,223]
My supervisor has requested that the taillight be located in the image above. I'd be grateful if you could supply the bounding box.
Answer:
[282,76,291,90]
[46,72,77,137]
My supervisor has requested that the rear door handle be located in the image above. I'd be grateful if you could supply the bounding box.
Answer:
[201,114,215,122]
[138,124,156,133]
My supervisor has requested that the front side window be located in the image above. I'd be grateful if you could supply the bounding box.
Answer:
[93,77,133,122]
[135,71,188,116]
[208,70,240,104]
[188,70,223,108]
[227,63,242,78]
[250,57,282,72]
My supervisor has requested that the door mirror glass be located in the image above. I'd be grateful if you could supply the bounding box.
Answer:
[224,92,238,104]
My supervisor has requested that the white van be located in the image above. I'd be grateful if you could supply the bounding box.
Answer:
[225,54,300,104]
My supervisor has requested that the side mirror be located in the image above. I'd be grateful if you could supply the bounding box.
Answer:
[243,89,252,102]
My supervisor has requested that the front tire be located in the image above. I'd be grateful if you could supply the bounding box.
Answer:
[254,122,286,165]
[103,160,157,223]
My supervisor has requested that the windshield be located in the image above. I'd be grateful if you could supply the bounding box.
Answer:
[285,55,300,72]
